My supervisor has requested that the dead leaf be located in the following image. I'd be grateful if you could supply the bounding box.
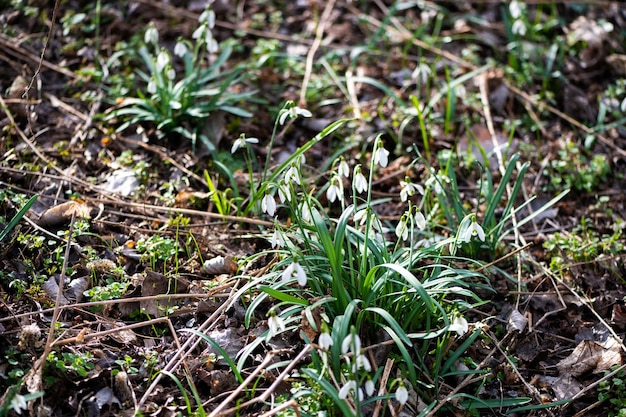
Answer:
[557,337,622,377]
[202,256,238,275]
[507,309,528,332]
[139,270,188,317]
[38,201,92,226]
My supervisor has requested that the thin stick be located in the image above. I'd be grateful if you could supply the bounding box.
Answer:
[299,0,337,106]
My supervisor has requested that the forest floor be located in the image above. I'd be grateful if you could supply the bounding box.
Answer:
[1,1,626,416]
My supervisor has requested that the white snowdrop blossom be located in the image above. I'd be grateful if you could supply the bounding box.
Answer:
[449,315,469,337]
[318,332,333,350]
[10,393,27,415]
[395,214,410,241]
[395,384,409,405]
[341,334,361,355]
[414,211,426,230]
[337,157,350,178]
[144,25,158,45]
[269,229,284,249]
[278,105,313,125]
[231,135,259,154]
[199,9,216,28]
[192,24,205,40]
[353,165,368,194]
[267,314,285,338]
[512,19,527,36]
[326,176,343,204]
[365,379,375,396]
[353,208,368,227]
[338,380,363,401]
[206,35,219,54]
[373,139,390,168]
[399,177,424,202]
[262,193,276,217]
[462,218,485,242]
[354,353,372,372]
[425,173,449,195]
[277,181,291,203]
[156,50,169,73]
[166,68,176,80]
[509,0,522,19]
[281,261,307,287]
[284,164,301,185]
[174,41,188,58]
[300,202,317,223]
[412,61,432,86]
[147,78,157,94]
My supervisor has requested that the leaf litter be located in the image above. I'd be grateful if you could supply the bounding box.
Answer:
[0,1,626,416]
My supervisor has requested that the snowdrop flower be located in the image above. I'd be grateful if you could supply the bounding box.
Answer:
[338,380,363,401]
[199,9,216,28]
[192,25,206,40]
[449,315,469,337]
[281,261,307,287]
[267,313,285,338]
[262,193,276,216]
[425,172,449,195]
[512,19,527,36]
[10,393,27,415]
[354,353,372,372]
[337,157,350,178]
[269,229,284,248]
[166,68,176,80]
[206,34,219,54]
[231,135,259,154]
[144,25,159,45]
[395,383,409,405]
[373,138,390,168]
[174,41,188,58]
[509,0,523,19]
[353,165,368,194]
[341,333,361,355]
[278,105,313,125]
[147,78,157,94]
[326,176,343,204]
[300,202,317,223]
[277,180,291,203]
[395,214,410,241]
[156,50,169,73]
[414,211,426,230]
[318,332,333,350]
[462,217,485,242]
[284,164,301,185]
[353,208,368,227]
[365,379,375,397]
[412,61,432,86]
[399,176,424,202]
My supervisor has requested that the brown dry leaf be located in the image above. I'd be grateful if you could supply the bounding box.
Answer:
[202,256,238,275]
[557,337,622,377]
[139,270,188,317]
[38,200,92,226]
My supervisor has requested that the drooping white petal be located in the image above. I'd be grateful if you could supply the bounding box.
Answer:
[395,385,409,405]
[318,332,333,350]
[262,194,276,216]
